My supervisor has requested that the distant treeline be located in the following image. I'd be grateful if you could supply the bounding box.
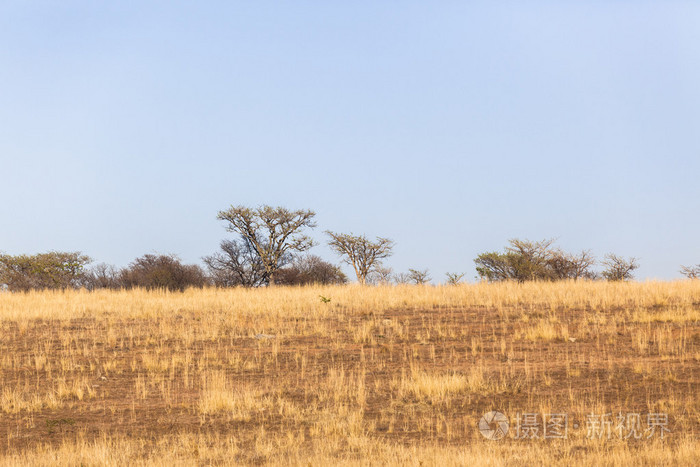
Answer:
[1,205,698,292]
[0,252,346,292]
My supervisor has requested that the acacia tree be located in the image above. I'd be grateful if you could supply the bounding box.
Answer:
[475,239,555,282]
[408,268,431,285]
[680,264,700,279]
[393,272,411,284]
[505,238,556,281]
[548,249,597,280]
[216,205,316,286]
[119,254,208,291]
[445,272,465,285]
[203,238,267,287]
[326,231,394,285]
[274,255,347,286]
[83,263,120,289]
[601,254,639,281]
[475,239,597,282]
[0,251,91,291]
[368,266,393,285]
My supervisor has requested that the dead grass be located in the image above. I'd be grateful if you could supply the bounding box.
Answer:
[0,280,698,465]
[198,371,271,420]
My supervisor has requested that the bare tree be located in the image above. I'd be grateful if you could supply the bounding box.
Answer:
[217,205,316,286]
[274,255,347,285]
[203,238,267,287]
[445,272,465,285]
[567,250,597,280]
[408,268,431,285]
[326,232,394,285]
[120,254,208,291]
[548,249,597,280]
[83,263,121,289]
[475,238,554,282]
[680,264,700,279]
[393,272,412,285]
[368,266,393,285]
[601,254,639,281]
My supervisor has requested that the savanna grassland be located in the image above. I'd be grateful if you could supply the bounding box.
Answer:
[0,281,699,466]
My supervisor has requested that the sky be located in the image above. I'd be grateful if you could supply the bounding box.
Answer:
[1,1,699,282]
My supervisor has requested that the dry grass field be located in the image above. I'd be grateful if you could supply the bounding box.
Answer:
[0,281,699,465]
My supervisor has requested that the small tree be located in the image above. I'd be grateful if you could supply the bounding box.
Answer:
[601,254,639,281]
[368,266,393,285]
[83,263,121,289]
[203,238,267,287]
[0,251,91,291]
[506,238,556,281]
[445,272,465,285]
[475,239,597,282]
[120,254,207,291]
[326,232,394,285]
[680,264,700,279]
[408,268,431,285]
[548,249,597,280]
[474,251,515,282]
[475,239,556,282]
[393,272,412,285]
[216,205,316,286]
[274,255,347,285]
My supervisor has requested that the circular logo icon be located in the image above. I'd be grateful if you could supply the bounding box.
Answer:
[479,411,509,440]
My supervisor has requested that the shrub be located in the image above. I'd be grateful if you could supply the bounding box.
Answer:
[408,268,431,285]
[680,264,700,279]
[0,251,91,291]
[119,254,208,291]
[274,255,347,285]
[83,263,121,290]
[474,239,596,282]
[203,239,267,287]
[601,254,639,282]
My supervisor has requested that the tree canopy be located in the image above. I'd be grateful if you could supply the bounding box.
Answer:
[326,231,394,285]
[216,205,316,285]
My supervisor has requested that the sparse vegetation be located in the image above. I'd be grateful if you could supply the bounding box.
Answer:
[445,272,465,285]
[203,238,267,287]
[326,231,394,285]
[0,281,697,465]
[407,268,431,285]
[681,264,700,279]
[0,251,91,291]
[474,239,628,282]
[274,255,347,286]
[118,253,208,291]
[368,266,393,285]
[601,254,639,282]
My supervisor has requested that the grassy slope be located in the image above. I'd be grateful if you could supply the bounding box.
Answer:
[0,281,698,465]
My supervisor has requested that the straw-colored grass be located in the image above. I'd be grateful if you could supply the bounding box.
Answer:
[0,280,698,465]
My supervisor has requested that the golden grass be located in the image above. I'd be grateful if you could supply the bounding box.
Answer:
[0,280,698,323]
[0,432,698,466]
[399,370,469,402]
[198,371,271,420]
[0,280,698,465]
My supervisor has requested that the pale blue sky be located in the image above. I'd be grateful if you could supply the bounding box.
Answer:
[1,1,699,281]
